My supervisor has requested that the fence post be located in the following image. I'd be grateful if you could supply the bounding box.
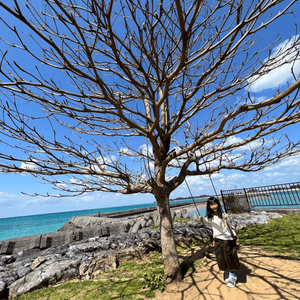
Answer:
[220,190,227,213]
[243,188,251,212]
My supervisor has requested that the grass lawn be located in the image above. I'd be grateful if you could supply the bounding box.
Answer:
[12,214,300,299]
[237,213,300,259]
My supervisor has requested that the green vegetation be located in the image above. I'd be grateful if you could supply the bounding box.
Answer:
[237,214,300,259]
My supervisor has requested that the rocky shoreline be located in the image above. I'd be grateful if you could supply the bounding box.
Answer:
[0,210,285,299]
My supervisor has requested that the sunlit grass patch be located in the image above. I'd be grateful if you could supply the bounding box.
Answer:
[237,214,300,258]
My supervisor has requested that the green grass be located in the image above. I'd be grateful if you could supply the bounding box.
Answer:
[12,253,166,300]
[237,214,300,259]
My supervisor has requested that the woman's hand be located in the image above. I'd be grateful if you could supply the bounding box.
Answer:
[222,213,227,219]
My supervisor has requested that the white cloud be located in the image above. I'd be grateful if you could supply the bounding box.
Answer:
[265,172,285,177]
[219,173,245,184]
[139,144,153,156]
[248,35,300,92]
[278,155,300,166]
[266,154,300,170]
[254,96,267,102]
[119,147,135,156]
[20,161,38,170]
[56,182,67,189]
[81,195,95,202]
[225,136,268,151]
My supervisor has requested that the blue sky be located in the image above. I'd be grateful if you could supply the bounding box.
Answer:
[0,1,300,218]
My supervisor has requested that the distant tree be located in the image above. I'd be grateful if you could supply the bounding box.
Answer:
[0,0,300,281]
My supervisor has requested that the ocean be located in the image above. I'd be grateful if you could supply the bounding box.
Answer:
[2,190,299,242]
[0,199,207,241]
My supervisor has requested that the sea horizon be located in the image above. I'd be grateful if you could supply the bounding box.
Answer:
[0,198,207,241]
[1,194,299,242]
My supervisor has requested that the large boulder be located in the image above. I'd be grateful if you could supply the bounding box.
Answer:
[85,255,117,279]
[9,259,81,298]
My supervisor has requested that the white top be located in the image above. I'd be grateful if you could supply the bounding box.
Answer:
[202,214,236,240]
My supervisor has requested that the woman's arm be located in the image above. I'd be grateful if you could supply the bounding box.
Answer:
[199,216,209,225]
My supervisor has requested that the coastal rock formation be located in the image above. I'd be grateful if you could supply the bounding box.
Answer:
[0,210,285,299]
[57,216,113,231]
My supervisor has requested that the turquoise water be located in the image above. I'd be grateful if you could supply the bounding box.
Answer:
[0,199,206,241]
[248,190,300,209]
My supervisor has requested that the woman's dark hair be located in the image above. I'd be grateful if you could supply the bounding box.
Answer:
[206,196,223,219]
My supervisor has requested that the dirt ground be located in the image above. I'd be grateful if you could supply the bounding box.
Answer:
[153,245,300,300]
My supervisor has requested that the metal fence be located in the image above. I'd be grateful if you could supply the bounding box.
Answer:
[220,182,300,213]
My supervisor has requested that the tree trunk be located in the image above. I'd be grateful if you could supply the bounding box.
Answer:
[156,194,182,282]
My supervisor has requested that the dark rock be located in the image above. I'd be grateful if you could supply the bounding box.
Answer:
[144,240,160,251]
[0,255,16,265]
[41,245,68,257]
[60,267,79,282]
[15,248,42,262]
[187,220,200,227]
[139,232,150,240]
[0,271,18,286]
[174,228,187,235]
[0,280,7,298]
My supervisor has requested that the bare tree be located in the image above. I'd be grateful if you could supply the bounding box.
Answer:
[0,0,300,281]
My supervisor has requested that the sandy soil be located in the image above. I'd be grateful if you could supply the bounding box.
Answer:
[152,245,300,300]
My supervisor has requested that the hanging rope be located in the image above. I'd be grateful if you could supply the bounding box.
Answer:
[209,174,218,197]
[173,154,213,241]
[174,156,201,217]
[173,152,219,215]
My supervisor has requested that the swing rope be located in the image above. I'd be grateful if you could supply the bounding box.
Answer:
[174,155,218,217]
